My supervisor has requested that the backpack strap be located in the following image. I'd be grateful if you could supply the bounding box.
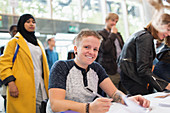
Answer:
[12,44,20,63]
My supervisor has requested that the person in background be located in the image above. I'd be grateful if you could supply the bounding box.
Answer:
[97,13,125,93]
[46,29,150,113]
[0,25,17,55]
[67,50,75,60]
[67,38,75,60]
[153,36,170,82]
[0,14,49,113]
[45,37,59,70]
[0,24,17,112]
[118,13,170,96]
[152,40,164,71]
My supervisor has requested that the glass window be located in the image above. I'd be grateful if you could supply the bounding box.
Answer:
[126,1,144,35]
[52,0,80,21]
[14,0,51,18]
[82,0,103,24]
[0,1,11,14]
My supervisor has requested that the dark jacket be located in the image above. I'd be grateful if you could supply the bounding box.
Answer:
[157,45,170,62]
[97,29,124,75]
[118,30,168,92]
[153,45,170,82]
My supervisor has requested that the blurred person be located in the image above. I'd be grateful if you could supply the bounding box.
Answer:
[46,29,150,113]
[0,14,49,113]
[0,24,17,112]
[0,25,17,55]
[97,13,125,92]
[9,25,18,38]
[67,38,75,60]
[67,50,75,60]
[153,36,170,82]
[118,13,170,96]
[45,37,59,70]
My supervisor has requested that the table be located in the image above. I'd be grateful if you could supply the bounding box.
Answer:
[57,92,170,113]
[107,92,170,113]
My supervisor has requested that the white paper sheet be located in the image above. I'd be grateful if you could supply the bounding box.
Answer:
[108,92,170,113]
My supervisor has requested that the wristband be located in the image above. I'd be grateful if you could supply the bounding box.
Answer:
[86,103,90,113]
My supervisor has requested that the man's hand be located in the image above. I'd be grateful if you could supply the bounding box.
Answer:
[111,26,118,34]
[129,95,150,108]
[90,98,113,113]
[8,81,19,98]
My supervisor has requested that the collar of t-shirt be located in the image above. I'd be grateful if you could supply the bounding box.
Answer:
[74,62,90,87]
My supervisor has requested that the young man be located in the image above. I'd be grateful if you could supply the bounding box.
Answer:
[46,29,150,113]
[97,13,125,92]
[45,37,59,70]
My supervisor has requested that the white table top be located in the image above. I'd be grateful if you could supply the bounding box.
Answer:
[107,92,170,113]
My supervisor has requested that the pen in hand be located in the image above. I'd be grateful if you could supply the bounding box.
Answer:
[85,87,103,98]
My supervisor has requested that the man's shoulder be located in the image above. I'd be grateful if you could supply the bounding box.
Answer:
[55,60,74,68]
[97,29,108,39]
[90,61,104,71]
[97,29,106,34]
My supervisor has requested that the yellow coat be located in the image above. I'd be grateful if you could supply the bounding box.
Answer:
[0,32,49,113]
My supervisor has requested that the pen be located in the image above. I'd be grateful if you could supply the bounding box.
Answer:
[85,87,103,98]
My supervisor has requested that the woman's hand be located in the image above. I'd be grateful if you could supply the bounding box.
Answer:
[128,95,150,108]
[8,81,19,98]
[89,98,113,113]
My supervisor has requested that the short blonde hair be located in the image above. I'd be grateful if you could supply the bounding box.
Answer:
[74,29,103,46]
[105,13,119,21]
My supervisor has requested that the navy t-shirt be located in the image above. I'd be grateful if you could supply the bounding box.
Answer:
[48,59,108,103]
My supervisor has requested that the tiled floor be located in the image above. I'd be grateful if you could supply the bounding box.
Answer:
[0,95,5,113]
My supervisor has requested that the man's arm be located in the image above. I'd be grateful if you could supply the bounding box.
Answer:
[49,88,113,113]
[99,78,125,104]
[99,77,150,108]
[49,88,86,112]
